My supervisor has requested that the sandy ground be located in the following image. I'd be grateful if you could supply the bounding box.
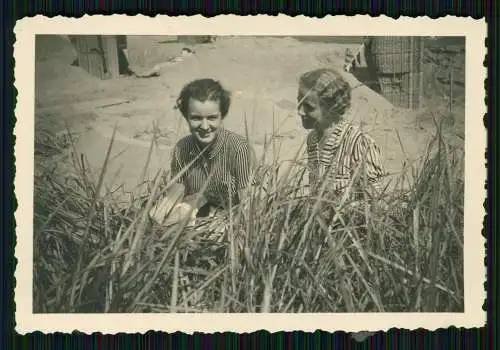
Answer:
[34,35,465,200]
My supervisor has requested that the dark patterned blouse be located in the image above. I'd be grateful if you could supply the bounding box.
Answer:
[170,128,256,210]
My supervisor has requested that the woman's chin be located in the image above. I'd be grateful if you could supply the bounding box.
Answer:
[301,120,315,130]
[195,134,215,145]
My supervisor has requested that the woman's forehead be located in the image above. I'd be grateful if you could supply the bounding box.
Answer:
[298,83,317,95]
[188,98,220,115]
[298,87,319,104]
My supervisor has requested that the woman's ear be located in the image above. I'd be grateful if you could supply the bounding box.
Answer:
[174,97,181,110]
[220,91,231,118]
[226,91,232,107]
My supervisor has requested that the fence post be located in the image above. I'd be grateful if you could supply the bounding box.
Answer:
[70,35,105,79]
[101,36,121,79]
[449,69,454,112]
[409,37,414,110]
[419,37,424,110]
[70,35,121,80]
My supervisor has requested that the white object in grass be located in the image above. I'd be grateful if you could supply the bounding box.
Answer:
[149,184,185,225]
[150,199,197,226]
[163,202,198,227]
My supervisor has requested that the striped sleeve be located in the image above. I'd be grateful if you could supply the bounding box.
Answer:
[233,140,255,190]
[169,145,184,184]
[351,133,385,183]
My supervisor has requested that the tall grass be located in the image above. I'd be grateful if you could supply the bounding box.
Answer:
[33,111,464,313]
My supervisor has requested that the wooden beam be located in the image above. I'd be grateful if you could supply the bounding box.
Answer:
[70,35,105,79]
[409,37,414,110]
[101,36,121,79]
[69,35,122,80]
[419,37,425,110]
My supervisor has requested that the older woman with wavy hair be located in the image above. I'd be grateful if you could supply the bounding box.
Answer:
[297,68,386,197]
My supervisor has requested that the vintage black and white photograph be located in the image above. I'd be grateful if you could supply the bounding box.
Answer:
[15,15,486,333]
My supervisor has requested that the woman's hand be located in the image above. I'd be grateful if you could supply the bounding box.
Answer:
[163,202,198,227]
[149,198,198,227]
[149,197,172,225]
[183,193,208,210]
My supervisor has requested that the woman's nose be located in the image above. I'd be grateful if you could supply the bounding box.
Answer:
[200,118,209,130]
[298,104,305,116]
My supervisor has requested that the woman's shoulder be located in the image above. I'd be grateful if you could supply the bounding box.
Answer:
[223,128,247,141]
[342,123,382,159]
[354,127,379,148]
[175,133,197,145]
[172,134,197,155]
[341,122,376,144]
[223,129,251,149]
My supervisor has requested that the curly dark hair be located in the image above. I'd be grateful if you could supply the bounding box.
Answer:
[175,78,231,119]
[299,68,351,121]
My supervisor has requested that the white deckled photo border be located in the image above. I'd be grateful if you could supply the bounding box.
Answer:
[14,14,487,334]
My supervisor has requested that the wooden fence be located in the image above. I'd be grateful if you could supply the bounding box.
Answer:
[365,36,425,110]
[69,35,126,80]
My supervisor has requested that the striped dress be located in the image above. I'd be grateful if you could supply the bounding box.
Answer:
[306,121,385,196]
[170,128,256,211]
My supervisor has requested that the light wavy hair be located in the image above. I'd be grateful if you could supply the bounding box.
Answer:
[299,68,352,122]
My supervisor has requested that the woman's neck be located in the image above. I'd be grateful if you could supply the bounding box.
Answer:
[315,119,341,139]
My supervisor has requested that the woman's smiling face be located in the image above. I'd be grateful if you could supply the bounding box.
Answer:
[186,98,223,146]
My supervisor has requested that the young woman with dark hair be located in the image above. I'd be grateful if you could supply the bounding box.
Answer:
[150,78,257,225]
